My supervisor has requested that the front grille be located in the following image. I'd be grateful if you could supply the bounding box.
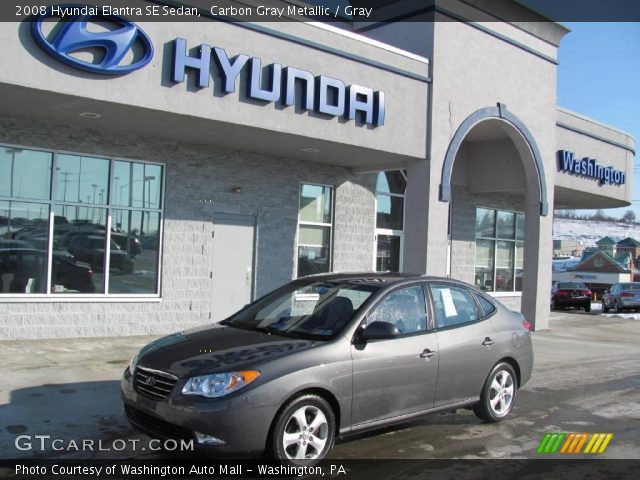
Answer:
[134,366,178,399]
[124,404,193,440]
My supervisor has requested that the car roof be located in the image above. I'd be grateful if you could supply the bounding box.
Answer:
[295,272,475,289]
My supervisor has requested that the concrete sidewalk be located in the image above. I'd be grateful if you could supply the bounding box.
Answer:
[1,311,639,459]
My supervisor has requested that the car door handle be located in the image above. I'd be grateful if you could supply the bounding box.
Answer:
[482,337,495,347]
[419,349,437,360]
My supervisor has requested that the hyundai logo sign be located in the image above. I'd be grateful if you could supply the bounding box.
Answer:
[31,5,153,75]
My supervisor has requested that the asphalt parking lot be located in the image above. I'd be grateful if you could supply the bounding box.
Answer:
[0,309,638,460]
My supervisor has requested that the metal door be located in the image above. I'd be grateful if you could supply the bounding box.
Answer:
[211,213,255,321]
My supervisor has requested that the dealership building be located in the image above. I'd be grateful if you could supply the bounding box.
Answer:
[0,0,635,339]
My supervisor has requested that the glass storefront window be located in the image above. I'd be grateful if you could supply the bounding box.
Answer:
[0,144,164,297]
[55,154,110,205]
[109,210,160,294]
[496,240,515,292]
[516,213,525,240]
[297,185,332,277]
[375,171,405,272]
[0,200,49,294]
[113,161,163,209]
[376,171,406,195]
[474,239,495,291]
[475,208,495,238]
[475,208,524,293]
[299,184,332,224]
[496,210,515,239]
[376,194,403,231]
[0,148,52,200]
[515,241,524,292]
[53,205,107,294]
[376,235,401,272]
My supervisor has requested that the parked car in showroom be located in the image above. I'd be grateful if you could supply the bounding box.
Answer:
[122,273,533,464]
[602,282,640,313]
[550,281,592,312]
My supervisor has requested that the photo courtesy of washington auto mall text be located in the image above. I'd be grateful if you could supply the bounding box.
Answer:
[1,0,640,480]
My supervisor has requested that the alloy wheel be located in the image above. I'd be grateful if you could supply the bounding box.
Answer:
[282,405,329,460]
[488,370,515,417]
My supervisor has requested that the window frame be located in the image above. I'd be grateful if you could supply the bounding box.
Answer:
[0,142,165,301]
[374,170,406,272]
[474,206,524,294]
[295,182,334,279]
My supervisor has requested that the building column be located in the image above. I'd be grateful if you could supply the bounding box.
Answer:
[403,158,449,276]
[521,197,553,330]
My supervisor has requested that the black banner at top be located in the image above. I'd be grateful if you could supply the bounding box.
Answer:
[3,0,640,23]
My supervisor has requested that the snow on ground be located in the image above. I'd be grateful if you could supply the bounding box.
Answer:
[584,302,640,320]
[554,218,640,247]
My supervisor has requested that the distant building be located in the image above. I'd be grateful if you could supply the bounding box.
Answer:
[553,239,585,257]
[552,236,638,295]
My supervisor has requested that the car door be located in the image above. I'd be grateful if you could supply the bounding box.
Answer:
[428,282,498,407]
[350,284,439,427]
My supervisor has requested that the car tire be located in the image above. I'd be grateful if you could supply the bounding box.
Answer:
[602,301,609,313]
[584,303,591,313]
[551,297,557,310]
[473,362,517,423]
[269,394,335,466]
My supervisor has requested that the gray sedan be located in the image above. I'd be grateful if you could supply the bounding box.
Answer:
[602,282,640,312]
[122,273,533,465]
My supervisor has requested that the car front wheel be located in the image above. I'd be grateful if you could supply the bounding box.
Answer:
[602,300,609,313]
[474,362,517,423]
[269,394,335,466]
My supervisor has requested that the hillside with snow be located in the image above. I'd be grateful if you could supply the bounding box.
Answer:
[553,218,640,246]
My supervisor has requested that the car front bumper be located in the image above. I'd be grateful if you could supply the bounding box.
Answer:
[121,367,277,455]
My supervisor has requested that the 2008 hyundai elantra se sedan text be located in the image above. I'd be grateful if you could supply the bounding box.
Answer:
[122,273,533,464]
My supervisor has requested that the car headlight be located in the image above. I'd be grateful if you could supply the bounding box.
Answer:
[181,371,260,398]
[128,351,140,374]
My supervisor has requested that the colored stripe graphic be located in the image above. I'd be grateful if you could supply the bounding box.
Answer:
[538,433,613,454]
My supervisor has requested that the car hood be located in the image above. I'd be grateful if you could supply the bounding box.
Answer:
[136,323,316,378]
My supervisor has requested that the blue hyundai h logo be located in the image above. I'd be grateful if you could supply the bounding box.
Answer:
[31,5,153,75]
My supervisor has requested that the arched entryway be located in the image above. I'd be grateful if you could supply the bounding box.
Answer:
[439,103,549,329]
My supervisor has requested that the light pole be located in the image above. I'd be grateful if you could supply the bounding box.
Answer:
[91,184,97,223]
[56,168,70,218]
[141,176,155,234]
[113,176,120,227]
[4,148,23,238]
[98,189,105,224]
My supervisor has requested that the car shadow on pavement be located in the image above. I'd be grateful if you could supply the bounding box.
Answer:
[0,380,137,459]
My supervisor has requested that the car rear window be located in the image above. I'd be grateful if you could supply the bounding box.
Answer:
[476,294,496,316]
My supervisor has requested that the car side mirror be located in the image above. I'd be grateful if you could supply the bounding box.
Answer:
[361,321,400,341]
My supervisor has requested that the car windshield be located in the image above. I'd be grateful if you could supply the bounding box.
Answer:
[222,281,379,340]
[558,282,587,289]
